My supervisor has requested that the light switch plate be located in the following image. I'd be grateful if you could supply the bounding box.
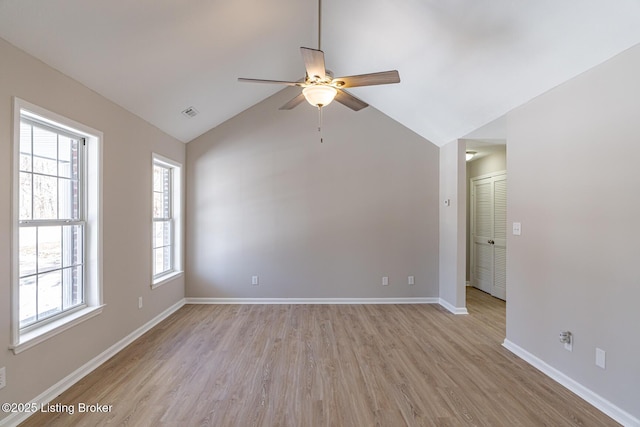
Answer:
[513,222,522,235]
[596,348,606,369]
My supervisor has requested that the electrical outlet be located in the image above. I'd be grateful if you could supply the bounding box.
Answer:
[559,331,572,352]
[0,366,6,389]
[252,275,259,286]
[382,276,389,286]
[408,276,415,285]
[138,297,143,309]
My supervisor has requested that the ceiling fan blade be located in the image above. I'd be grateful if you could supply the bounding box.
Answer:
[332,70,400,88]
[300,47,326,81]
[238,78,302,86]
[335,89,368,111]
[279,93,307,110]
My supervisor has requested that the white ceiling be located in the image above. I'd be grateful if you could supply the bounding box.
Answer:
[1,0,640,146]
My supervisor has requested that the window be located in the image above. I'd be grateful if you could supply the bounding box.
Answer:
[18,116,85,328]
[152,154,182,287]
[12,98,102,353]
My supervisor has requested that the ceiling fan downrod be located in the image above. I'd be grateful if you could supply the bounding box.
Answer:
[317,0,325,143]
[318,0,322,51]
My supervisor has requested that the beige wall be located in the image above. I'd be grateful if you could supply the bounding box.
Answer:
[0,38,185,416]
[506,44,640,419]
[186,87,440,299]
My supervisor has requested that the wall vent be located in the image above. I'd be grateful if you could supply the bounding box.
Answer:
[181,106,199,118]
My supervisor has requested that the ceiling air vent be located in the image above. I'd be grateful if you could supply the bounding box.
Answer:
[181,106,199,118]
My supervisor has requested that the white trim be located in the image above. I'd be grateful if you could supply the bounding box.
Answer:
[11,99,21,347]
[151,271,184,289]
[152,153,181,169]
[438,298,469,315]
[0,300,185,427]
[151,153,183,288]
[469,169,507,182]
[16,98,104,138]
[11,97,103,350]
[185,297,440,305]
[503,339,639,427]
[10,305,105,355]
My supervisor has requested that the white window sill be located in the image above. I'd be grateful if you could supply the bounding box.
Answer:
[152,271,183,289]
[10,305,105,355]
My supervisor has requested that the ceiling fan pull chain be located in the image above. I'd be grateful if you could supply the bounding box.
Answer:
[318,106,323,143]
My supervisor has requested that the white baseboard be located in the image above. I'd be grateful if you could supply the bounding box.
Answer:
[185,297,440,305]
[185,297,468,318]
[503,339,639,427]
[0,299,185,427]
[438,298,469,315]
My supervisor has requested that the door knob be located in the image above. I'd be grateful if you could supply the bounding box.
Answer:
[488,240,495,245]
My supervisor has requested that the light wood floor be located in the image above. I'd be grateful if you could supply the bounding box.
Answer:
[20,288,618,426]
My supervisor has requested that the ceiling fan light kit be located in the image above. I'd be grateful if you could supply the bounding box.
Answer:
[302,85,337,107]
[237,0,400,140]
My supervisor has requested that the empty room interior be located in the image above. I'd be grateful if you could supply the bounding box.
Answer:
[1,1,639,426]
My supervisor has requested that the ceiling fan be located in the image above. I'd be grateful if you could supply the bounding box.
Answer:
[237,0,400,130]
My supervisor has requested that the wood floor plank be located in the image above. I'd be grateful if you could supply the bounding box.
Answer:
[19,288,619,426]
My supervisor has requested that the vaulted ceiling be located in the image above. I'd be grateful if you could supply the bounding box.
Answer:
[1,0,640,146]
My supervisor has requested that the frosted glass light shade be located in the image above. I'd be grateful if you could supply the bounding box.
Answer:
[302,85,337,107]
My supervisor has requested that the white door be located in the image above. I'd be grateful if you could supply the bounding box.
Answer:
[471,172,507,300]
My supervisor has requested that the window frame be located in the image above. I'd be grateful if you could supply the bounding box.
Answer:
[151,153,183,288]
[18,115,87,332]
[11,98,103,354]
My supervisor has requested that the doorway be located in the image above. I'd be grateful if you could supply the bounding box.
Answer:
[464,142,507,301]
